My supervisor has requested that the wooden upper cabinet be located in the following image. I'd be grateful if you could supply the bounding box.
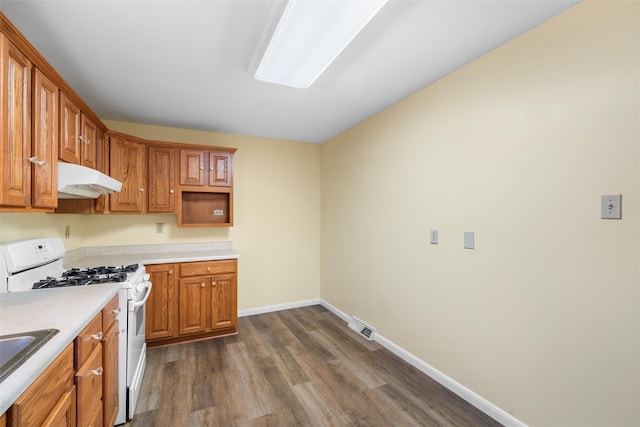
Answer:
[180,149,232,188]
[0,34,32,207]
[180,149,205,186]
[80,114,97,169]
[148,145,176,213]
[110,136,146,213]
[59,92,97,169]
[59,92,80,164]
[94,129,110,213]
[209,152,232,187]
[32,68,58,209]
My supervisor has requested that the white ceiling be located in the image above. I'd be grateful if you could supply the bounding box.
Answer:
[3,0,579,144]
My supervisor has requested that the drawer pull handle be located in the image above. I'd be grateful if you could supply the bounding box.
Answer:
[212,281,216,286]
[111,308,122,315]
[92,367,104,376]
[207,267,211,271]
[169,270,174,275]
[170,189,175,194]
[201,282,205,288]
[91,332,103,340]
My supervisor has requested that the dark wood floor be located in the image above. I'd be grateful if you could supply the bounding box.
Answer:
[124,305,501,427]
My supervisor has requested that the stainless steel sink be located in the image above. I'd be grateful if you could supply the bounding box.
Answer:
[0,329,59,382]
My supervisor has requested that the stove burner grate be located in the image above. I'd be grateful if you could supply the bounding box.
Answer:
[32,264,137,289]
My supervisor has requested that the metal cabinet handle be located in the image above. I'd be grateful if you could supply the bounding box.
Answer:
[139,188,145,192]
[169,189,175,194]
[212,281,216,286]
[200,282,205,288]
[92,367,104,376]
[168,270,174,275]
[207,267,211,271]
[199,166,204,170]
[79,136,90,144]
[111,308,122,315]
[28,157,46,166]
[91,332,103,340]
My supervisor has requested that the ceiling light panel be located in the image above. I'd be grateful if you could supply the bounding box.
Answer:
[255,0,389,88]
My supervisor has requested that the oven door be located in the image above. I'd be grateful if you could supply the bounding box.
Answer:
[127,279,152,420]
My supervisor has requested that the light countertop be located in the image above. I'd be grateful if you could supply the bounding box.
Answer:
[64,241,239,269]
[0,284,120,414]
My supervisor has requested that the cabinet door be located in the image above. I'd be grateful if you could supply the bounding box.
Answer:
[9,344,74,427]
[148,146,176,213]
[210,273,237,330]
[110,137,146,213]
[59,92,80,164]
[180,149,204,186]
[102,321,119,427]
[80,114,97,169]
[75,344,103,427]
[147,264,178,340]
[0,35,31,207]
[94,130,109,213]
[208,152,232,187]
[179,276,209,335]
[41,386,76,427]
[32,68,58,208]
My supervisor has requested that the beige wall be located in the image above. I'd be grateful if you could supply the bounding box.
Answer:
[0,124,322,311]
[321,2,639,426]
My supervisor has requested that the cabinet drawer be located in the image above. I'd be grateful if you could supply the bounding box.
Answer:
[180,259,236,277]
[75,344,103,427]
[9,344,74,427]
[75,313,102,368]
[102,294,121,330]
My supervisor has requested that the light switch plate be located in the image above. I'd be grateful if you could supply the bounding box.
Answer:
[601,194,622,219]
[430,229,438,244]
[464,231,474,249]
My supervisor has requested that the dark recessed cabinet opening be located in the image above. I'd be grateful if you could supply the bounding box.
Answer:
[181,192,230,225]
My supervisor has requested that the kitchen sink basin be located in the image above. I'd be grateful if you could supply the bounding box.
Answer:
[0,329,58,382]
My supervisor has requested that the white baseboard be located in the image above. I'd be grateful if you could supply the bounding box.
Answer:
[318,298,527,427]
[238,298,320,317]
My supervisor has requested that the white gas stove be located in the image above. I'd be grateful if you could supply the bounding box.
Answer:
[0,238,151,424]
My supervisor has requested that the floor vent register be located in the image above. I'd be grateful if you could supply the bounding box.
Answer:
[348,316,376,341]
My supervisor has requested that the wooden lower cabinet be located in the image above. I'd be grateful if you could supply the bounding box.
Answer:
[75,318,103,427]
[6,294,120,427]
[102,321,118,427]
[7,344,74,427]
[42,386,76,427]
[146,264,178,341]
[146,259,237,348]
[178,276,209,335]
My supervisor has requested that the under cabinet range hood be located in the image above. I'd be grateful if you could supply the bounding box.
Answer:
[57,162,122,199]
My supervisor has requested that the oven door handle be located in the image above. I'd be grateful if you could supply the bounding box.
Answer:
[132,281,153,308]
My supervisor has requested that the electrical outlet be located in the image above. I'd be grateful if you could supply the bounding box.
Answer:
[430,229,438,244]
[156,223,164,234]
[65,225,70,239]
[213,209,224,216]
